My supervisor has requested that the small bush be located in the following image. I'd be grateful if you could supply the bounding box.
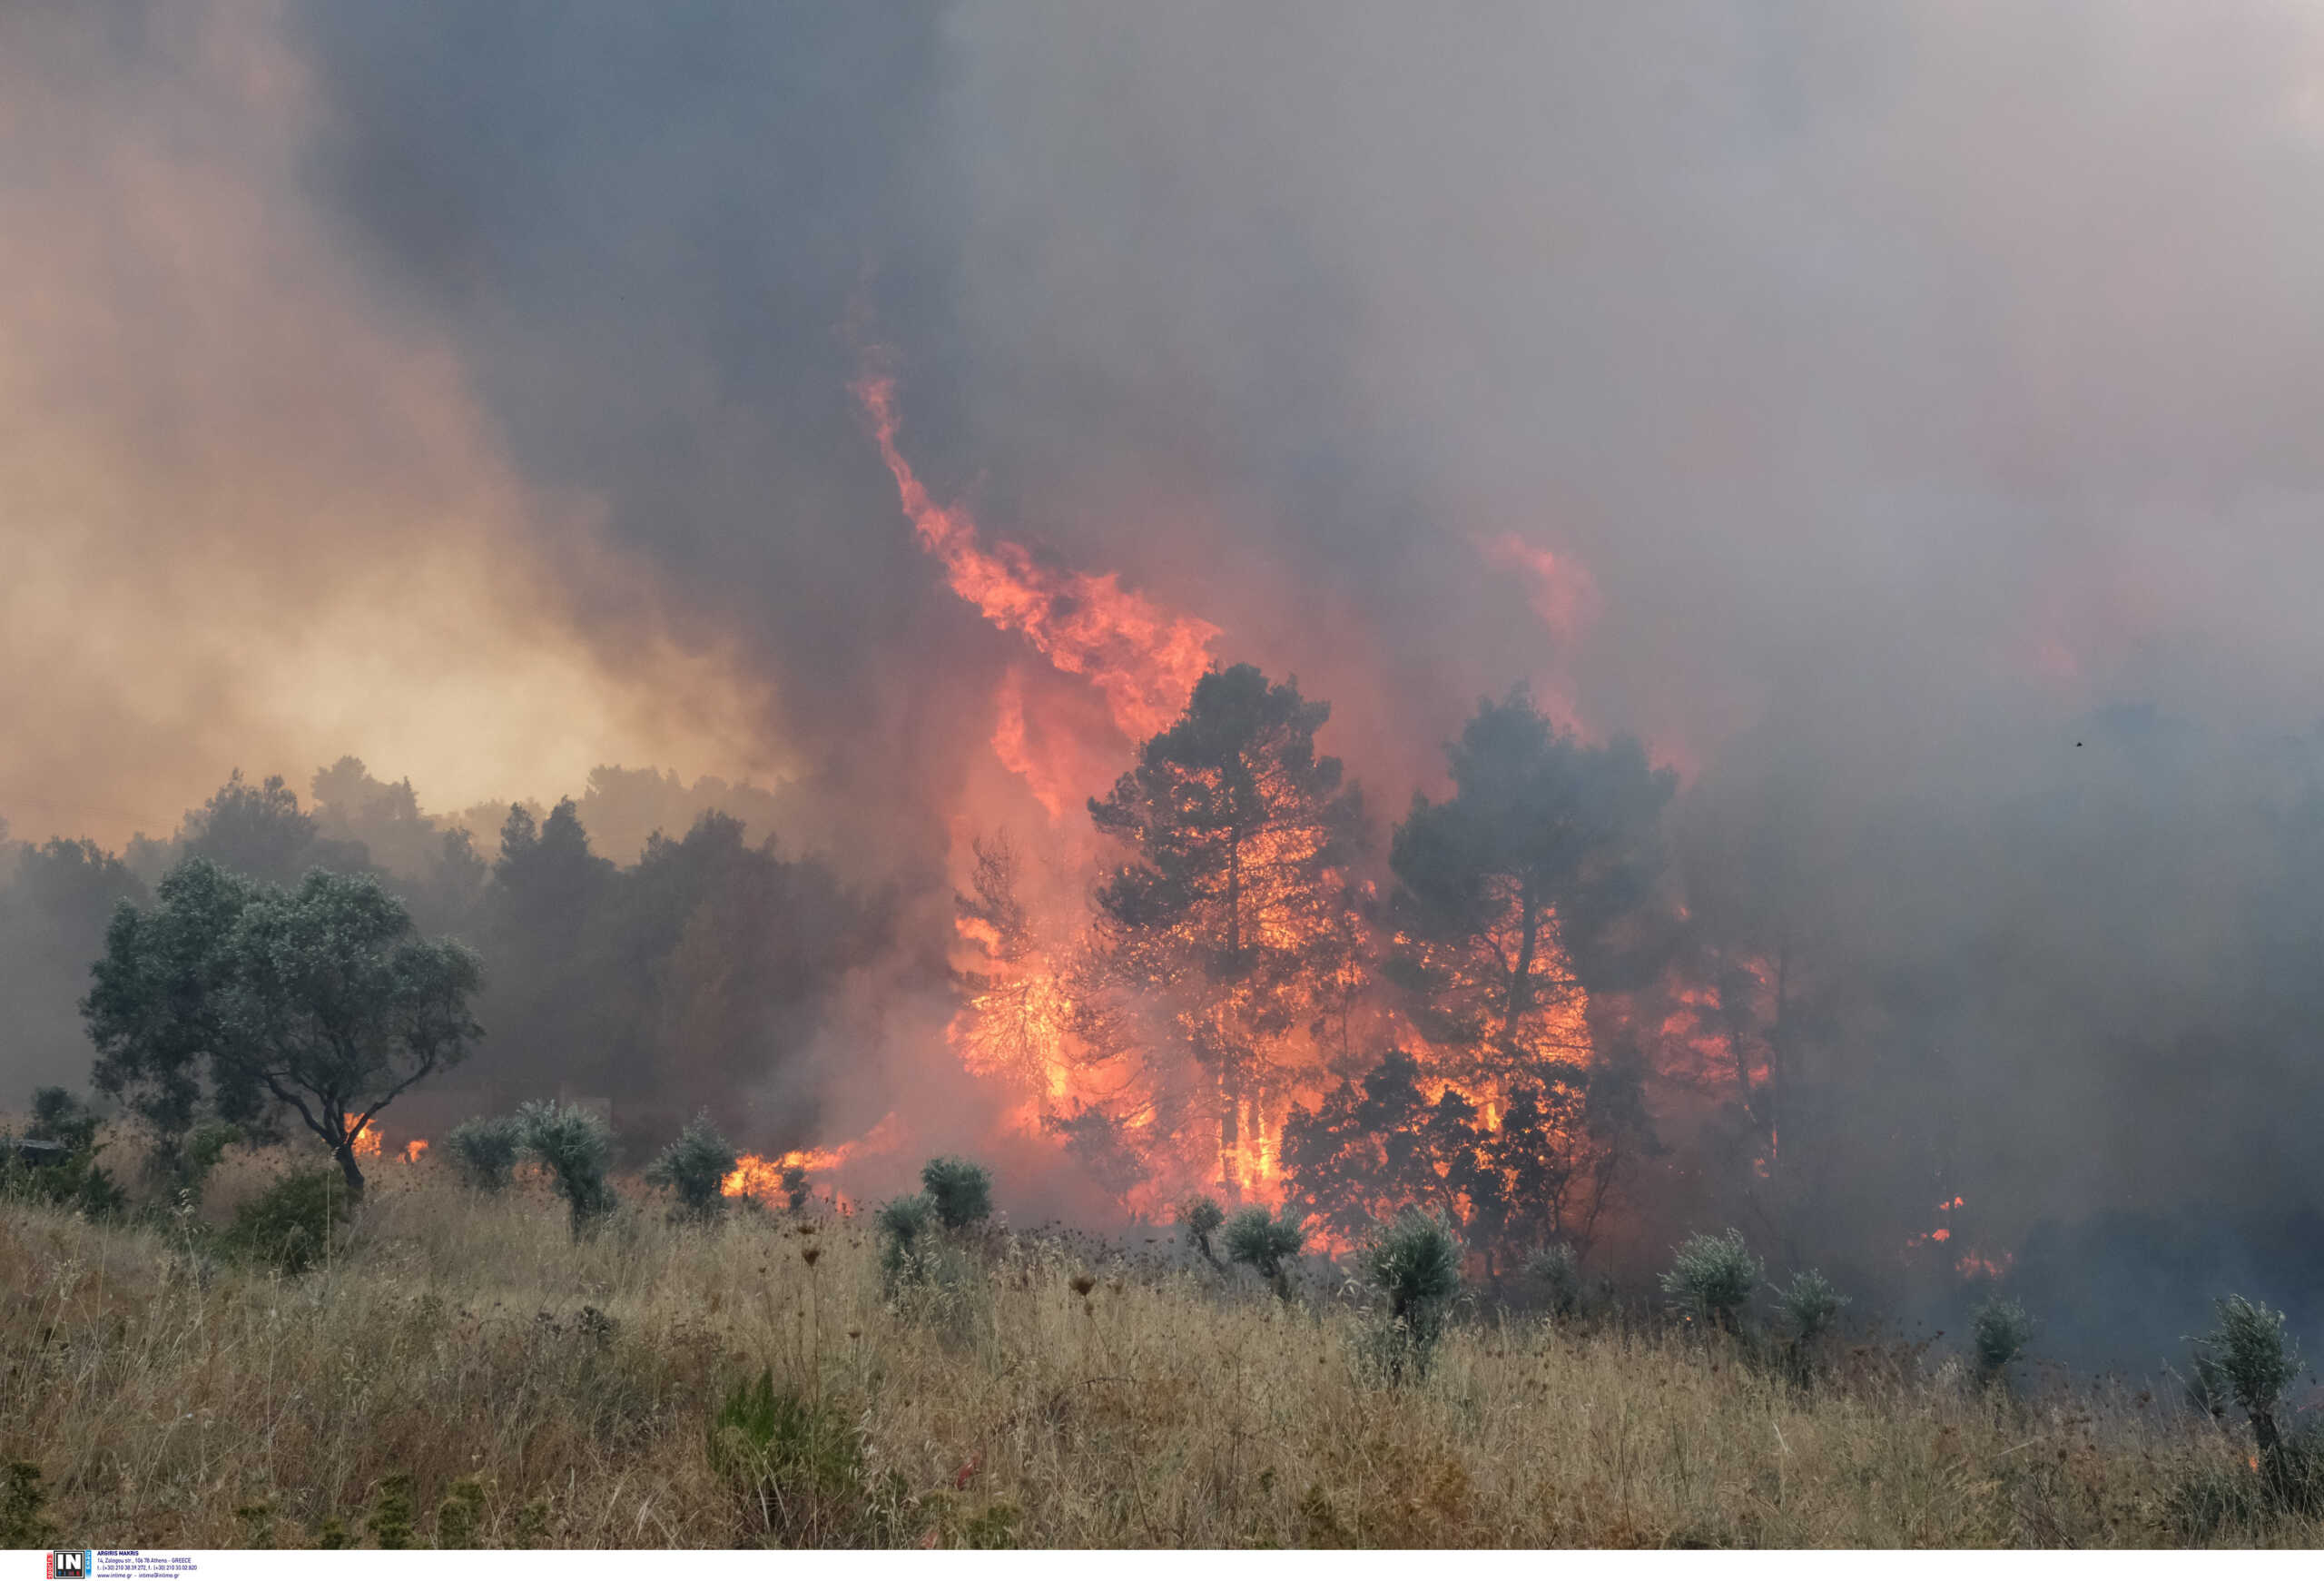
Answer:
[1659,1230,1762,1333]
[645,1112,738,1221]
[1774,1270,1849,1384]
[921,1156,993,1230]
[1223,1206,1305,1300]
[2,1087,125,1217]
[1777,1270,1848,1346]
[710,1370,901,1546]
[181,1120,241,1200]
[876,1192,940,1288]
[367,1470,416,1549]
[1523,1243,1584,1320]
[222,1168,352,1276]
[0,1461,56,1547]
[1971,1296,2036,1381]
[445,1114,525,1192]
[2193,1294,2307,1489]
[434,1476,487,1547]
[1179,1196,1226,1265]
[517,1101,616,1234]
[1364,1210,1464,1383]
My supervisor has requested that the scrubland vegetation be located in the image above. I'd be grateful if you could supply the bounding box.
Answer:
[3,1140,2319,1550]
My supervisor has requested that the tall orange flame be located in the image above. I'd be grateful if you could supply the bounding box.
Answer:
[854,371,1218,746]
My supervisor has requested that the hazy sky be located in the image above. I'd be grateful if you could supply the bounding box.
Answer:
[6,1,2324,847]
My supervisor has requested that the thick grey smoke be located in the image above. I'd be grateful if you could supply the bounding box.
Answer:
[9,2,2324,1359]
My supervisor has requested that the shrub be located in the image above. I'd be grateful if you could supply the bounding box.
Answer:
[518,1101,616,1234]
[1659,1230,1762,1333]
[1179,1195,1226,1265]
[920,1156,993,1230]
[1971,1296,2036,1381]
[367,1470,416,1549]
[780,1162,812,1213]
[445,1114,525,1192]
[1777,1270,1848,1346]
[1364,1210,1464,1383]
[1223,1206,1306,1300]
[434,1477,487,1547]
[0,1461,56,1547]
[876,1192,940,1288]
[1,1087,125,1217]
[1775,1270,1849,1383]
[1523,1243,1584,1320]
[2193,1295,2306,1484]
[181,1120,241,1200]
[710,1370,901,1546]
[222,1168,352,1277]
[645,1112,738,1221]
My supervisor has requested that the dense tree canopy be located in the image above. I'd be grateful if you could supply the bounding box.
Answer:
[85,860,482,1192]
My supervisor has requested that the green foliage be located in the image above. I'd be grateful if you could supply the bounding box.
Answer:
[876,1192,940,1287]
[2,1087,124,1216]
[1659,1229,1762,1333]
[518,1100,616,1234]
[367,1470,416,1549]
[222,1168,352,1277]
[181,1119,241,1200]
[2192,1295,2309,1497]
[85,858,482,1197]
[779,1162,811,1213]
[1777,1270,1848,1346]
[434,1476,487,1547]
[445,1113,525,1191]
[1364,1210,1464,1383]
[710,1370,899,1546]
[645,1111,738,1221]
[1179,1194,1226,1263]
[1971,1297,2036,1379]
[2194,1295,2302,1427]
[1524,1243,1584,1320]
[1223,1205,1306,1299]
[0,1461,56,1547]
[920,1155,993,1230]
[315,1515,352,1549]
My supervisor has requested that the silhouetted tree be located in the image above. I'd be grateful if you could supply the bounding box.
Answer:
[182,770,369,885]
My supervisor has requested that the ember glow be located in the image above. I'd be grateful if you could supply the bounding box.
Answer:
[345,1115,380,1161]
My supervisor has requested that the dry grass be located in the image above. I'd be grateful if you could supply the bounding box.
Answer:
[1,1152,2315,1549]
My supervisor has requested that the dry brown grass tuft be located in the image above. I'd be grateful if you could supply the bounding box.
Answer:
[1,1154,2317,1547]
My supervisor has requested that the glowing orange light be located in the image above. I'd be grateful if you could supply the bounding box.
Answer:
[344,1114,380,1160]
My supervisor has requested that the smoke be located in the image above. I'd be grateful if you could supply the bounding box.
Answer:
[9,2,2324,1359]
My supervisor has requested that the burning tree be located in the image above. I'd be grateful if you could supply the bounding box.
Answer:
[1283,690,1673,1265]
[1088,665,1368,1198]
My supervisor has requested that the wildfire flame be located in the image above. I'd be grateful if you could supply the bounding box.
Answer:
[344,1114,379,1160]
[402,1139,428,1164]
[722,1112,900,1201]
[854,368,1218,813]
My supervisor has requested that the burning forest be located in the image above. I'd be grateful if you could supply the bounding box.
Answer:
[10,14,2324,1545]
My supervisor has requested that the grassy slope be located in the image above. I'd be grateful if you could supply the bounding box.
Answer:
[0,1157,2313,1548]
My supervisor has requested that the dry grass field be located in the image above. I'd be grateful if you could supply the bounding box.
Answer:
[1,1149,2315,1550]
